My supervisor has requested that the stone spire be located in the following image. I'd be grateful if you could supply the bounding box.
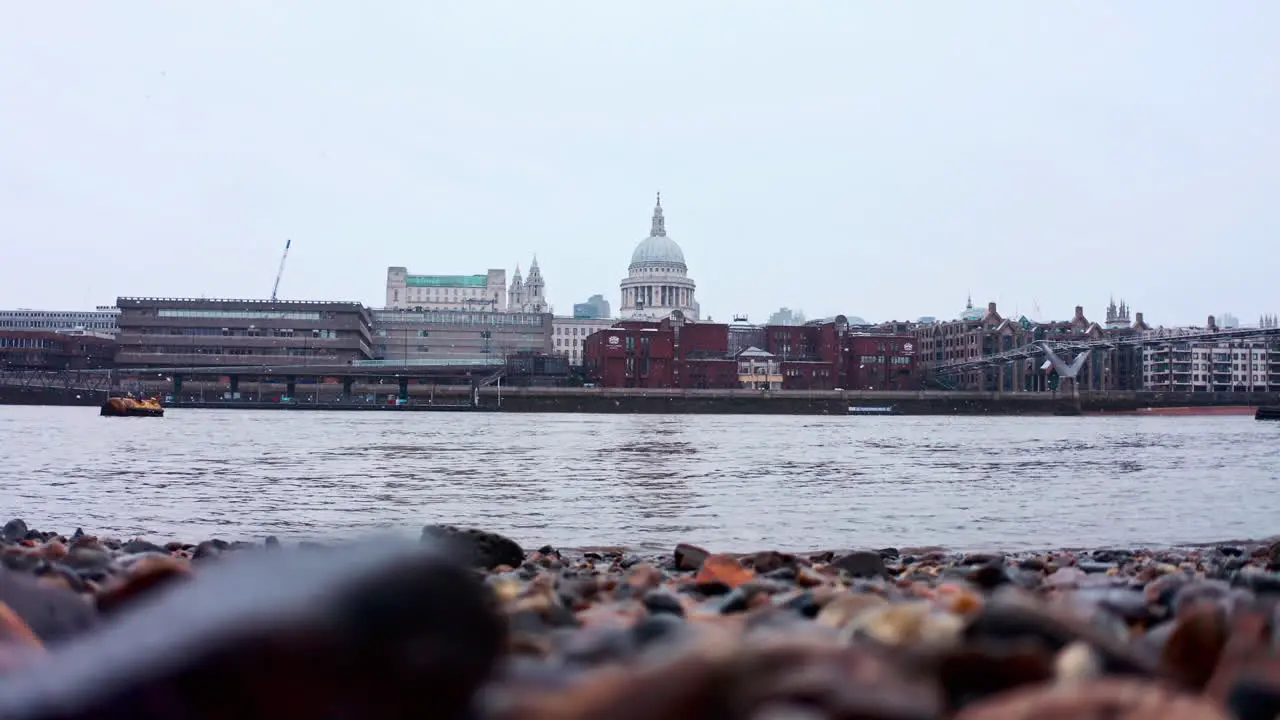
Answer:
[650,192,666,237]
[508,264,525,311]
[520,256,546,312]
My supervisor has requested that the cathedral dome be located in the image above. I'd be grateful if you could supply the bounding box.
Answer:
[629,193,686,268]
[631,235,686,267]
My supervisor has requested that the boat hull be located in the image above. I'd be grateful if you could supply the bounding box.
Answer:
[100,398,165,418]
[1257,407,1280,421]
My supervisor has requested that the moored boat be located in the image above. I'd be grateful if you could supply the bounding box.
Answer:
[100,396,165,417]
[848,405,898,416]
[1256,407,1280,421]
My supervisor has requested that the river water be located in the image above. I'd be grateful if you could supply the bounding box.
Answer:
[1,406,1276,552]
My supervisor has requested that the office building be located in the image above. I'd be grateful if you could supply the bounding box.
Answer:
[114,297,374,367]
[0,307,119,335]
[372,309,552,362]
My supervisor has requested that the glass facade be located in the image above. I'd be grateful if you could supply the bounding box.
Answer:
[156,309,323,321]
[404,275,489,288]
[372,311,543,327]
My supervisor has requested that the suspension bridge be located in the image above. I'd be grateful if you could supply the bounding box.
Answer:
[932,326,1280,376]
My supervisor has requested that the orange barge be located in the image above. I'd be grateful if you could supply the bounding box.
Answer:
[100,396,165,418]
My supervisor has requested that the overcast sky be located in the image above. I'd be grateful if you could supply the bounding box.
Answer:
[2,2,1276,327]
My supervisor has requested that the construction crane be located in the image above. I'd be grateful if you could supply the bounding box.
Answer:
[270,239,291,302]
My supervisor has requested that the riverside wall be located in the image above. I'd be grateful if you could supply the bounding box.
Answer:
[479,388,1280,415]
[4,384,1280,415]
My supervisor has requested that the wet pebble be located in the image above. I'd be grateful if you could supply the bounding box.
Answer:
[2,522,1280,719]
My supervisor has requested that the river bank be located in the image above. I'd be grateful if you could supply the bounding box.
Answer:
[7,384,1280,416]
[1,519,1279,718]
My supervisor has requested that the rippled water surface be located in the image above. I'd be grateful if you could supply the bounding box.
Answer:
[2,406,1277,551]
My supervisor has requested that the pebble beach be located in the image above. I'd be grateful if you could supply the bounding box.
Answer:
[2,518,1280,718]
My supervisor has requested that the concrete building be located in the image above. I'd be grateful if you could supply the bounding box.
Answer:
[552,316,616,366]
[0,331,116,370]
[508,258,549,313]
[620,194,700,321]
[114,297,374,367]
[372,309,552,363]
[0,307,119,335]
[385,268,508,311]
[1142,317,1280,391]
[573,294,611,319]
[1142,342,1274,391]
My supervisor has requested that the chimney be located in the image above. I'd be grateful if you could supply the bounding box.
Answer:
[1074,305,1084,320]
[987,302,997,315]
[1207,315,1217,331]
[1135,312,1144,327]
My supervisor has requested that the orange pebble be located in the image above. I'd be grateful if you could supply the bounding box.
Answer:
[694,554,755,589]
[36,540,67,562]
[0,602,43,651]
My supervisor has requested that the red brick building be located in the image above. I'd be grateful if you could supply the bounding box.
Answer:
[763,322,845,390]
[584,314,923,391]
[584,318,738,389]
[844,334,920,390]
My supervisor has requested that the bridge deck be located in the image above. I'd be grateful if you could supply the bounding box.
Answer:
[934,327,1280,374]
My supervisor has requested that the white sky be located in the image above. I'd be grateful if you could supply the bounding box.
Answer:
[1,1,1276,326]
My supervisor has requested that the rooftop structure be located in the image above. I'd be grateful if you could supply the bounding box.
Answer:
[386,267,508,312]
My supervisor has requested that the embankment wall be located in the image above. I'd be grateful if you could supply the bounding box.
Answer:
[5,385,1279,416]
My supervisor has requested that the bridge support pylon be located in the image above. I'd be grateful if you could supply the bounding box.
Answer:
[1041,342,1090,411]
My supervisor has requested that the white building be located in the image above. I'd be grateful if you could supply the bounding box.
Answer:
[0,307,120,335]
[1143,340,1279,391]
[552,316,616,366]
[385,267,508,311]
[620,194,699,321]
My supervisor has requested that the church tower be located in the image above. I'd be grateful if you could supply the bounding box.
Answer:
[524,256,547,312]
[508,264,525,311]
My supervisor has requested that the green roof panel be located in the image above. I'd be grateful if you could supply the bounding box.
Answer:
[405,274,489,288]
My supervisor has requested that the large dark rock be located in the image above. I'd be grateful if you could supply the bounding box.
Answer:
[63,547,112,573]
[1,519,27,544]
[421,524,524,570]
[0,540,505,720]
[673,543,710,572]
[120,539,168,556]
[965,594,1155,677]
[0,568,97,643]
[832,550,888,579]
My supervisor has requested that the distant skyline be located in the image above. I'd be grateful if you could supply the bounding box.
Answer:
[2,2,1277,327]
